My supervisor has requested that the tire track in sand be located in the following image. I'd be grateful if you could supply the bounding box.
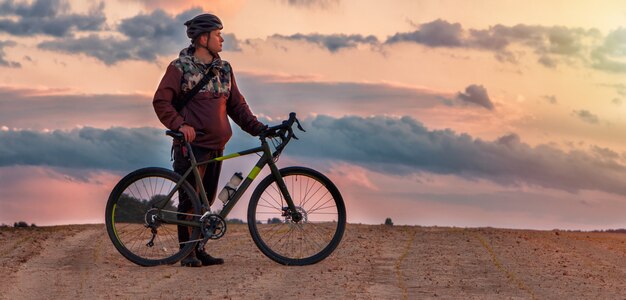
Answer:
[394,227,416,300]
[470,230,537,300]
[4,226,104,299]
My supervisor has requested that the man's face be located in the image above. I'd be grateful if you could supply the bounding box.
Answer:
[206,29,223,53]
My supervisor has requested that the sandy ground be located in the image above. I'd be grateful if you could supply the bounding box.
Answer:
[1,224,626,299]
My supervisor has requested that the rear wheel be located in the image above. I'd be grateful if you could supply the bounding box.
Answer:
[105,167,201,266]
[247,167,346,265]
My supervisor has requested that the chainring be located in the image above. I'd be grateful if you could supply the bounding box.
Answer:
[201,214,227,239]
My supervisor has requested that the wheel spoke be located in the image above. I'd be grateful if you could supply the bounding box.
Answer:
[268,183,284,207]
[259,196,282,212]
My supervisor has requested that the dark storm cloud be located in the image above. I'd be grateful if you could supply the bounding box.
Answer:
[23,5,618,73]
[386,19,464,47]
[0,40,20,67]
[288,115,626,196]
[0,127,171,171]
[385,20,598,67]
[455,84,494,110]
[37,8,200,64]
[0,0,105,37]
[4,115,625,196]
[262,19,600,68]
[572,110,600,124]
[272,33,378,52]
[38,35,141,65]
[469,24,591,55]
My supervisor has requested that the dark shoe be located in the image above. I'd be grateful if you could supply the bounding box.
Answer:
[180,252,202,267]
[196,250,224,266]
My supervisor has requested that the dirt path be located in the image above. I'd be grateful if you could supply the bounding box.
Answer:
[3,226,103,299]
[2,224,626,299]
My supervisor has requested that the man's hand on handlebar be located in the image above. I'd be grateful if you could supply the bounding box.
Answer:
[259,126,280,139]
[259,113,305,141]
[179,124,196,142]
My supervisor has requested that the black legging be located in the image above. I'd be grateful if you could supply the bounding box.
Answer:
[172,144,223,248]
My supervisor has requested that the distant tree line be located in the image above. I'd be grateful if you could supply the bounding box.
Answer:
[226,218,245,224]
[592,229,626,233]
[267,217,282,224]
[9,221,37,227]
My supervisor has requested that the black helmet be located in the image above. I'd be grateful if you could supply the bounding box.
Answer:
[184,14,223,40]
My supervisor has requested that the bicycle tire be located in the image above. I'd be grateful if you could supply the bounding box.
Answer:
[105,167,201,266]
[247,167,346,265]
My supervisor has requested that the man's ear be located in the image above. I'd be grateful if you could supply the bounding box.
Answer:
[200,33,209,44]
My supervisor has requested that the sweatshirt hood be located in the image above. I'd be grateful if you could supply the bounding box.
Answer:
[179,45,221,63]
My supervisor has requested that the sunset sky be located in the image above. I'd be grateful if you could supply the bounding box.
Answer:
[1,0,625,229]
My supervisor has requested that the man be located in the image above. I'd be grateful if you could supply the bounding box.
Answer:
[153,13,267,267]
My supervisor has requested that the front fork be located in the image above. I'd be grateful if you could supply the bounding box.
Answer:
[267,160,303,223]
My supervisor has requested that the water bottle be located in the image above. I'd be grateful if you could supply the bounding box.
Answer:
[218,172,243,204]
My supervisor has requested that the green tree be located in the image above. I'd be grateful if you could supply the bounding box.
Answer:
[14,221,29,227]
[267,217,282,224]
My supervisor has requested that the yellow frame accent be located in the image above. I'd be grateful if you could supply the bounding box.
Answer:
[214,153,241,161]
[248,166,262,179]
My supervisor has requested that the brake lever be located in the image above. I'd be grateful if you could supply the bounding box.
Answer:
[279,129,287,140]
[287,128,299,140]
[295,118,306,132]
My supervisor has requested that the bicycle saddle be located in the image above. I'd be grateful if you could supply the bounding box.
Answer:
[165,130,185,140]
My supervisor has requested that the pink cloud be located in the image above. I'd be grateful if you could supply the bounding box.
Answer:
[0,86,159,130]
[0,166,118,226]
[326,163,379,191]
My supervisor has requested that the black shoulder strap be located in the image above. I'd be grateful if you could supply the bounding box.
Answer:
[174,68,216,112]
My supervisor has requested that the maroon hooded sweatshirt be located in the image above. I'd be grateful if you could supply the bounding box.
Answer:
[153,47,265,150]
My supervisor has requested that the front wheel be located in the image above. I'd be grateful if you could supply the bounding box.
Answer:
[247,167,346,265]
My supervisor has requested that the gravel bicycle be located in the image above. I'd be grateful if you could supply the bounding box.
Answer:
[105,113,346,266]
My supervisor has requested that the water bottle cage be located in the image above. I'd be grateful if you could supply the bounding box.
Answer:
[224,186,236,201]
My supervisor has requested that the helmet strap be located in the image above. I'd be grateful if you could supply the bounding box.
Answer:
[202,36,218,61]
[191,35,215,63]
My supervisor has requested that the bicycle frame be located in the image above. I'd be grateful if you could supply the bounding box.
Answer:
[155,137,296,228]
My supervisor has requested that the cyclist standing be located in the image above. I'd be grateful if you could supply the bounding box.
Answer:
[153,13,267,267]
